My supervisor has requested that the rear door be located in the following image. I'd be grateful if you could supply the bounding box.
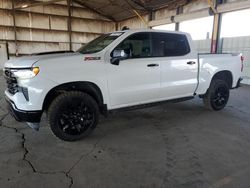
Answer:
[107,32,161,109]
[151,32,198,100]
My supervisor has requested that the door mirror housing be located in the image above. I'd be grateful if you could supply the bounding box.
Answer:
[110,57,120,65]
[113,49,128,58]
[110,49,130,65]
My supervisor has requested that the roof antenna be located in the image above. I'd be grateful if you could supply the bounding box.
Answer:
[122,26,129,31]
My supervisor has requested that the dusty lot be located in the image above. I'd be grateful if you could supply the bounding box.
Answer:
[0,70,250,188]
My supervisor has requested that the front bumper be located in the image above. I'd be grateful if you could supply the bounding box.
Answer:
[5,97,42,123]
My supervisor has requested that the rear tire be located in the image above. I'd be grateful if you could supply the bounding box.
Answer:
[48,91,99,141]
[203,79,230,111]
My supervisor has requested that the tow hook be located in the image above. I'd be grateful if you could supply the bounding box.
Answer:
[26,122,40,131]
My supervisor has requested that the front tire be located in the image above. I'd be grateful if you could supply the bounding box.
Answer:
[203,79,230,111]
[48,91,99,141]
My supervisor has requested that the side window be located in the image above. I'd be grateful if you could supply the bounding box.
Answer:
[152,33,190,57]
[114,33,151,58]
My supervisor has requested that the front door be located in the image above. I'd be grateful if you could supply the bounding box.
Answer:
[107,32,161,109]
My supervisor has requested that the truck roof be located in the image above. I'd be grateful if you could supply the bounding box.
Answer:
[111,29,189,36]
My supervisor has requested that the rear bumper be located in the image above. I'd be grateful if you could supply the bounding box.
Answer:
[5,97,42,123]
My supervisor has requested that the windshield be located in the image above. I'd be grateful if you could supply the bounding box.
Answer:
[77,32,124,54]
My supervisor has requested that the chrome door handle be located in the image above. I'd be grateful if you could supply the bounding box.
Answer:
[147,64,159,67]
[187,61,196,65]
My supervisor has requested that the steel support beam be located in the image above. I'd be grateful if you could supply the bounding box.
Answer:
[0,25,103,35]
[115,22,119,31]
[67,0,72,51]
[11,0,18,56]
[175,6,183,31]
[6,42,10,60]
[210,0,224,54]
[0,8,113,23]
[148,10,155,29]
[217,0,250,13]
[207,0,217,14]
[211,13,222,53]
[149,8,211,27]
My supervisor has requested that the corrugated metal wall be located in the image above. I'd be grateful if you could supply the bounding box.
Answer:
[194,39,211,53]
[0,0,115,58]
[222,37,250,84]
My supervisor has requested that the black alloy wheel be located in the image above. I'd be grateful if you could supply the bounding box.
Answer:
[48,91,99,141]
[203,79,230,111]
[59,102,95,136]
[211,85,229,110]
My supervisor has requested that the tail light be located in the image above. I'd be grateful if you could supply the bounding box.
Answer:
[241,56,244,62]
[241,55,244,72]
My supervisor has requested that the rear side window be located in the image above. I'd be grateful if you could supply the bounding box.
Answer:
[152,33,190,57]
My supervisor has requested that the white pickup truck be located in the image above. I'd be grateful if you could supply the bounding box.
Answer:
[3,29,243,141]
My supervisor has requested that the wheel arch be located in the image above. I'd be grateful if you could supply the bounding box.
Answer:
[42,81,106,114]
[211,70,233,88]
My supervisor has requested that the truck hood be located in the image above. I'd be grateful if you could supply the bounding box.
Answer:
[4,52,77,68]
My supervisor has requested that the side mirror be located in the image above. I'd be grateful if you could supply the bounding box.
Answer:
[110,57,120,65]
[113,49,128,58]
[110,49,129,65]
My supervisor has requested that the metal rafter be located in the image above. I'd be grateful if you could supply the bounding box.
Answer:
[15,0,65,9]
[130,0,151,12]
[117,0,187,21]
[95,0,145,14]
[124,0,149,27]
[73,0,116,22]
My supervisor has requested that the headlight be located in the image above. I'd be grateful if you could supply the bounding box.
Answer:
[12,67,40,79]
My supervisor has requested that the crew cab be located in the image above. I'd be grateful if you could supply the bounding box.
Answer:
[3,29,243,141]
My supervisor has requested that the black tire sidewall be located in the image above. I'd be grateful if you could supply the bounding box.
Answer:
[208,80,230,111]
[48,92,99,141]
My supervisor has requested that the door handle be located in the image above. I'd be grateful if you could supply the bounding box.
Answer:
[147,64,159,67]
[187,61,196,65]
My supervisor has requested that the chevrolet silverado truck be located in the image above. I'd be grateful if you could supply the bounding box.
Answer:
[3,29,243,141]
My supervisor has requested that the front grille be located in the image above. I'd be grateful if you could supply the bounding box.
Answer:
[4,69,19,95]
